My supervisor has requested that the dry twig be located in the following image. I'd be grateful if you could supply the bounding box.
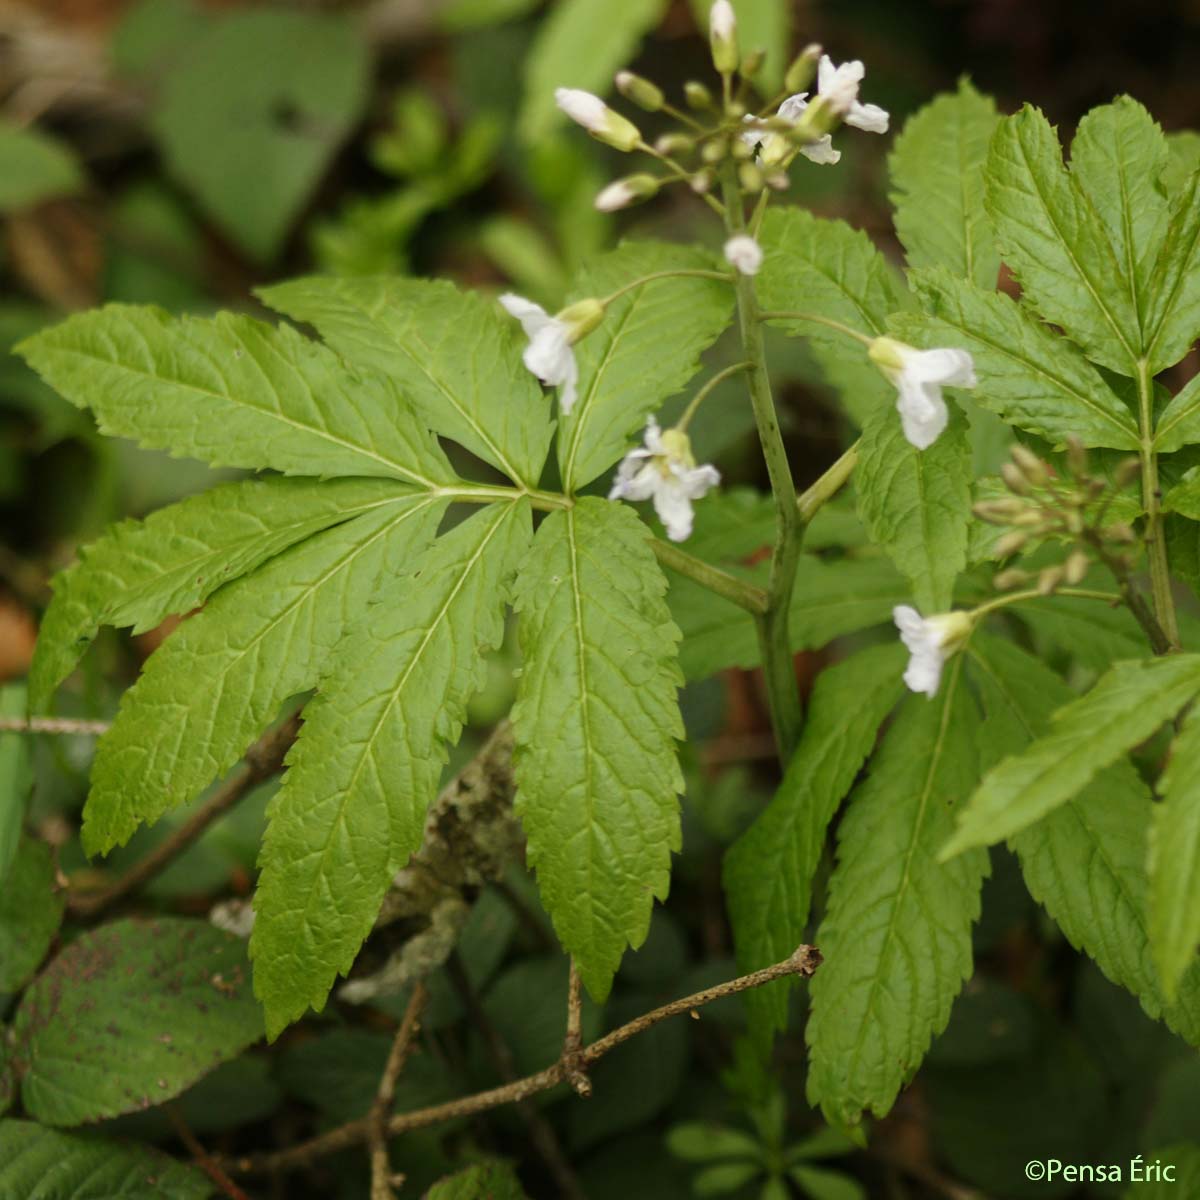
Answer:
[368,981,428,1200]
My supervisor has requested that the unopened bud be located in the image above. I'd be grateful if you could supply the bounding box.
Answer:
[765,169,790,190]
[615,71,663,113]
[995,531,1029,558]
[1065,435,1088,478]
[1001,463,1032,496]
[1114,457,1141,489]
[1103,522,1137,544]
[594,174,660,212]
[972,498,1026,524]
[993,568,1031,590]
[760,133,792,167]
[701,137,729,164]
[689,168,714,194]
[1013,509,1047,528]
[684,81,714,110]
[1011,444,1048,485]
[1064,509,1084,535]
[784,43,822,94]
[738,161,766,192]
[555,88,641,151]
[731,136,753,160]
[654,132,694,156]
[709,0,739,74]
[556,298,605,344]
[741,48,765,77]
[1038,565,1065,595]
[1064,550,1090,585]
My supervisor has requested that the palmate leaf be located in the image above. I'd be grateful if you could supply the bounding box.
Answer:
[888,79,1001,291]
[894,267,1140,450]
[723,643,906,1049]
[941,653,1200,860]
[985,105,1141,374]
[1153,367,1200,452]
[16,306,455,485]
[511,499,682,999]
[968,636,1200,1047]
[805,660,988,1129]
[1143,164,1200,374]
[557,241,732,491]
[251,500,530,1036]
[1150,707,1200,999]
[83,494,447,855]
[259,275,554,486]
[29,476,421,712]
[855,402,973,613]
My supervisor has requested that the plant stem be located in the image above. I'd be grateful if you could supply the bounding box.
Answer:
[721,164,803,760]
[797,441,859,524]
[650,538,768,614]
[970,587,1123,621]
[368,982,427,1200]
[598,267,734,308]
[757,309,874,346]
[0,715,111,735]
[1137,357,1181,651]
[676,360,753,432]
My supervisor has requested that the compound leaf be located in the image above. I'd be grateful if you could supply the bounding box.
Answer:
[1144,165,1200,373]
[512,498,683,1000]
[251,500,530,1037]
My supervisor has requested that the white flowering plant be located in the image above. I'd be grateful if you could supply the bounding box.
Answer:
[12,0,1200,1171]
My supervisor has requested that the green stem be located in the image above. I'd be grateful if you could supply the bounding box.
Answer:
[650,539,768,615]
[797,441,859,524]
[721,164,802,761]
[1137,357,1181,651]
[598,268,733,309]
[676,361,753,432]
[758,310,874,346]
[636,142,726,218]
[438,484,571,512]
[970,586,1122,622]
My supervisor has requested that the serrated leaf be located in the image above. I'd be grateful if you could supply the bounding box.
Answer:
[724,644,906,1048]
[889,79,1000,290]
[0,684,32,884]
[1164,132,1200,192]
[0,838,64,993]
[1154,372,1200,453]
[17,305,455,484]
[558,241,732,490]
[152,8,369,262]
[855,402,972,612]
[511,499,682,999]
[12,918,262,1125]
[518,0,667,143]
[669,556,908,681]
[1150,707,1200,999]
[1069,97,1169,341]
[251,500,530,1036]
[805,661,987,1128]
[426,1160,531,1199]
[985,105,1141,374]
[30,476,421,712]
[1143,166,1200,373]
[942,654,1200,859]
[0,124,85,212]
[895,267,1139,449]
[259,275,554,486]
[967,636,1200,1047]
[0,1120,212,1199]
[1008,594,1147,673]
[759,208,909,425]
[82,494,446,855]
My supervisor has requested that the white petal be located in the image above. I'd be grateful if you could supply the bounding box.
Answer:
[680,463,721,500]
[710,0,736,40]
[741,114,768,149]
[818,57,864,113]
[906,347,976,387]
[558,352,579,414]
[895,378,949,450]
[643,417,665,455]
[778,92,809,122]
[555,88,607,132]
[653,479,697,542]
[595,180,635,212]
[892,604,925,641]
[499,293,552,341]
[800,136,841,165]
[724,235,763,276]
[610,460,658,502]
[523,322,573,387]
[903,648,944,697]
[845,101,889,133]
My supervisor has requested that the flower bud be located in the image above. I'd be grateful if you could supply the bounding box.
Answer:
[1065,435,1088,478]
[765,169,790,190]
[993,567,1031,590]
[654,133,694,156]
[973,499,1024,524]
[1103,522,1137,544]
[740,47,765,77]
[1011,443,1048,485]
[709,0,739,74]
[684,81,714,110]
[555,88,641,152]
[593,174,660,212]
[994,531,1029,558]
[701,137,729,164]
[615,71,664,113]
[1114,457,1141,489]
[731,136,753,160]
[1037,565,1065,595]
[556,298,605,344]
[760,133,792,167]
[738,161,765,192]
[1001,462,1032,496]
[689,168,714,194]
[784,43,822,94]
[1064,550,1090,585]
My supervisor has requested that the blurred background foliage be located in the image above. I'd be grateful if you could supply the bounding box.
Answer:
[2,1,1200,1197]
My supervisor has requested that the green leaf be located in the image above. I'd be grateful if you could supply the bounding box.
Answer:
[724,643,906,1048]
[895,267,1139,449]
[1007,593,1146,673]
[426,1160,531,1199]
[558,241,732,490]
[889,79,1000,291]
[985,105,1141,374]
[0,124,84,212]
[17,305,455,484]
[12,918,262,1125]
[1154,372,1200,453]
[685,0,790,90]
[0,1120,212,1199]
[30,476,423,712]
[512,499,682,999]
[669,556,908,681]
[1164,132,1200,192]
[1143,166,1200,373]
[152,8,369,261]
[666,1122,762,1163]
[941,654,1200,860]
[967,636,1200,1047]
[251,500,530,1036]
[259,275,554,487]
[1150,707,1200,999]
[759,208,909,424]
[805,661,987,1128]
[788,1164,866,1200]
[855,401,973,612]
[82,494,446,855]
[0,838,64,993]
[1069,97,1169,341]
[518,0,667,143]
[0,684,32,883]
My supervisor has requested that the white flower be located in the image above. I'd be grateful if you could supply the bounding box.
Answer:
[777,93,840,164]
[608,418,720,542]
[816,55,889,131]
[500,294,581,414]
[710,0,736,41]
[724,234,763,276]
[893,606,972,698]
[868,337,977,450]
